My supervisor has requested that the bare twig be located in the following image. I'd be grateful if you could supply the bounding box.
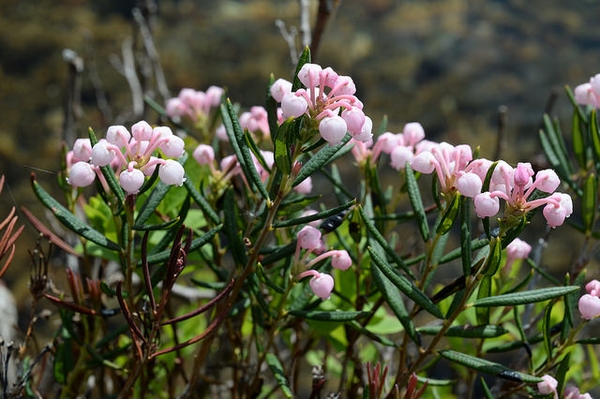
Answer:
[299,0,312,48]
[84,34,113,124]
[275,19,299,65]
[110,37,144,119]
[61,49,84,145]
[310,0,340,60]
[132,6,170,104]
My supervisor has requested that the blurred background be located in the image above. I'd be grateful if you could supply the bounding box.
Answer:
[1,0,600,362]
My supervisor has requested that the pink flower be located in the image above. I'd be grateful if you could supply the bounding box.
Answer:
[158,160,186,186]
[193,144,215,165]
[72,138,92,162]
[537,375,558,399]
[579,294,600,320]
[585,279,600,296]
[119,166,145,194]
[565,386,593,399]
[504,238,531,271]
[297,226,322,250]
[331,250,352,271]
[574,74,600,108]
[319,115,347,145]
[67,161,96,187]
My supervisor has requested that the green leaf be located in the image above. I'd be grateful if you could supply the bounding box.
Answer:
[476,276,492,325]
[556,352,570,395]
[221,98,271,202]
[266,353,294,398]
[481,237,502,276]
[438,239,488,264]
[359,205,413,277]
[292,47,311,91]
[272,199,355,228]
[135,180,172,227]
[436,193,460,235]
[405,164,429,241]
[222,188,248,266]
[273,118,295,175]
[370,247,419,344]
[288,310,370,322]
[369,247,443,319]
[542,300,554,362]
[132,217,180,231]
[183,177,220,224]
[472,286,579,307]
[582,173,597,234]
[459,196,472,276]
[438,350,542,383]
[32,176,121,251]
[572,107,587,169]
[347,321,397,347]
[589,109,600,171]
[292,133,352,187]
[417,324,508,338]
[480,377,494,399]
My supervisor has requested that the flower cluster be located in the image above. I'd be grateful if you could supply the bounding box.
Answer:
[578,279,600,320]
[474,162,572,228]
[67,121,186,195]
[294,225,352,299]
[166,86,224,124]
[270,63,372,145]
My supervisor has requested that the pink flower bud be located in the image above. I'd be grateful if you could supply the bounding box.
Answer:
[297,225,322,250]
[159,160,186,186]
[205,86,224,106]
[294,176,312,194]
[131,121,153,141]
[160,135,185,158]
[410,151,436,174]
[320,67,339,88]
[505,238,531,271]
[537,375,558,398]
[298,63,323,88]
[353,115,373,143]
[341,107,365,136]
[193,144,215,165]
[106,125,131,148]
[119,168,145,194]
[331,250,352,271]
[319,115,347,145]
[579,294,600,320]
[543,193,572,228]
[456,171,483,198]
[270,79,292,103]
[390,146,413,171]
[513,162,533,187]
[332,75,356,95]
[585,279,600,296]
[166,98,187,118]
[68,162,96,187]
[72,138,92,162]
[403,122,425,146]
[309,272,334,300]
[535,169,560,193]
[474,192,500,218]
[153,126,173,139]
[574,83,595,107]
[91,139,116,167]
[375,132,401,155]
[281,92,308,119]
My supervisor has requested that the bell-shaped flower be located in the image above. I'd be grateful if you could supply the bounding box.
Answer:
[331,250,352,271]
[319,115,347,145]
[537,375,558,399]
[119,165,145,194]
[297,225,322,251]
[72,138,92,162]
[193,144,215,165]
[68,162,96,187]
[579,294,600,320]
[159,160,186,186]
[309,272,334,300]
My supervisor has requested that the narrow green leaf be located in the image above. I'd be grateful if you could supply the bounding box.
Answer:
[31,176,121,251]
[370,248,419,344]
[292,47,311,91]
[256,263,285,294]
[565,85,588,124]
[476,276,492,325]
[135,181,172,227]
[542,301,554,362]
[132,217,180,231]
[272,199,355,228]
[359,205,413,278]
[589,109,600,171]
[405,164,429,241]
[417,324,507,338]
[556,353,570,395]
[288,310,370,322]
[480,378,494,399]
[292,133,352,187]
[438,350,542,383]
[472,286,579,307]
[183,178,220,224]
[369,247,443,319]
[266,353,294,399]
[223,188,248,266]
[482,237,502,276]
[438,239,488,264]
[572,107,587,169]
[266,74,280,146]
[582,173,597,234]
[347,321,397,347]
[459,196,472,277]
[436,193,460,235]
[273,118,294,175]
[221,98,270,202]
